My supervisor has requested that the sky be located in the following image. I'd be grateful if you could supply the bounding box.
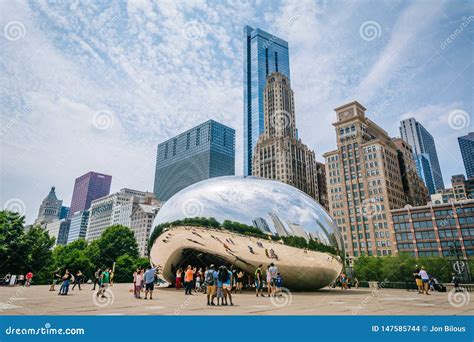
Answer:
[1,0,472,224]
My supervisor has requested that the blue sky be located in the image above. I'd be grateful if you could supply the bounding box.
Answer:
[1,0,472,224]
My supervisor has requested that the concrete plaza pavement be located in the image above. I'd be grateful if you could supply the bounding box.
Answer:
[0,283,472,315]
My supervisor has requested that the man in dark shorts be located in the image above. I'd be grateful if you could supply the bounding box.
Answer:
[144,264,158,300]
[255,264,264,297]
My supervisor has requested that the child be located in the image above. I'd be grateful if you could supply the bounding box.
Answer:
[275,273,283,296]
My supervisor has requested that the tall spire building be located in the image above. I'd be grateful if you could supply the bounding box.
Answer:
[34,186,63,227]
[243,26,290,176]
[252,72,319,200]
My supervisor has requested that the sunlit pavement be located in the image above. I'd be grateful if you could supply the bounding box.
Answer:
[0,284,472,315]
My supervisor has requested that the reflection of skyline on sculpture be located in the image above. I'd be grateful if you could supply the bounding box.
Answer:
[153,176,342,251]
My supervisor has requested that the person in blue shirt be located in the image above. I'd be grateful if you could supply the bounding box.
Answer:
[144,264,159,300]
[216,267,224,305]
[221,266,233,306]
[275,273,283,296]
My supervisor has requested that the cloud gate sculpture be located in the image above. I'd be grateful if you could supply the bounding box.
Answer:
[150,176,343,290]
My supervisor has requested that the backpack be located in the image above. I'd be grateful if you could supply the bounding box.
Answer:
[205,270,214,285]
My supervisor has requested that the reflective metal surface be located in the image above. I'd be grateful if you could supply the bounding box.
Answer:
[152,176,343,252]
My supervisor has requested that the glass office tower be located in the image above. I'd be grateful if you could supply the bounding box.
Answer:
[153,120,235,201]
[243,26,290,175]
[458,132,474,179]
[400,118,444,194]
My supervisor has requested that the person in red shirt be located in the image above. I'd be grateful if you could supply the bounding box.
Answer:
[25,272,33,287]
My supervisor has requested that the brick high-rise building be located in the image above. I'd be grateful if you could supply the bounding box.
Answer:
[252,72,319,200]
[69,172,112,218]
[324,101,412,262]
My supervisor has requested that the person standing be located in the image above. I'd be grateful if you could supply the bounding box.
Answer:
[92,268,102,291]
[17,274,25,286]
[25,272,33,287]
[275,273,283,296]
[236,270,244,293]
[58,270,71,296]
[266,265,272,297]
[135,269,144,299]
[452,273,461,293]
[144,265,158,300]
[195,268,203,292]
[418,267,430,295]
[255,264,264,297]
[175,268,183,290]
[184,265,195,295]
[205,265,216,306]
[268,263,278,297]
[221,266,233,306]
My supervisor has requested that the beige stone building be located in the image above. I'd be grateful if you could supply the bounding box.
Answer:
[252,72,319,200]
[324,101,413,262]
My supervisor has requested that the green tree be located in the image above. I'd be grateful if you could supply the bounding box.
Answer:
[51,239,94,280]
[0,211,55,283]
[113,254,136,283]
[95,225,139,268]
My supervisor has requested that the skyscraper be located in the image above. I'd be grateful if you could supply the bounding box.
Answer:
[399,118,444,194]
[458,132,474,179]
[68,171,112,217]
[34,186,63,227]
[67,210,89,244]
[153,120,235,201]
[252,72,319,200]
[244,26,290,175]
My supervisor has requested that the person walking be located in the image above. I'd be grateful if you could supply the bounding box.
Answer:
[184,265,195,295]
[92,268,102,291]
[144,264,158,300]
[413,265,422,294]
[72,270,83,290]
[97,268,111,298]
[205,265,216,306]
[49,268,61,291]
[255,264,264,297]
[25,272,33,287]
[266,265,272,297]
[418,267,430,295]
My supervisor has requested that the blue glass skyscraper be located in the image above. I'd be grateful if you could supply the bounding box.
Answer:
[154,120,235,201]
[458,132,474,179]
[243,26,290,175]
[400,118,444,194]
